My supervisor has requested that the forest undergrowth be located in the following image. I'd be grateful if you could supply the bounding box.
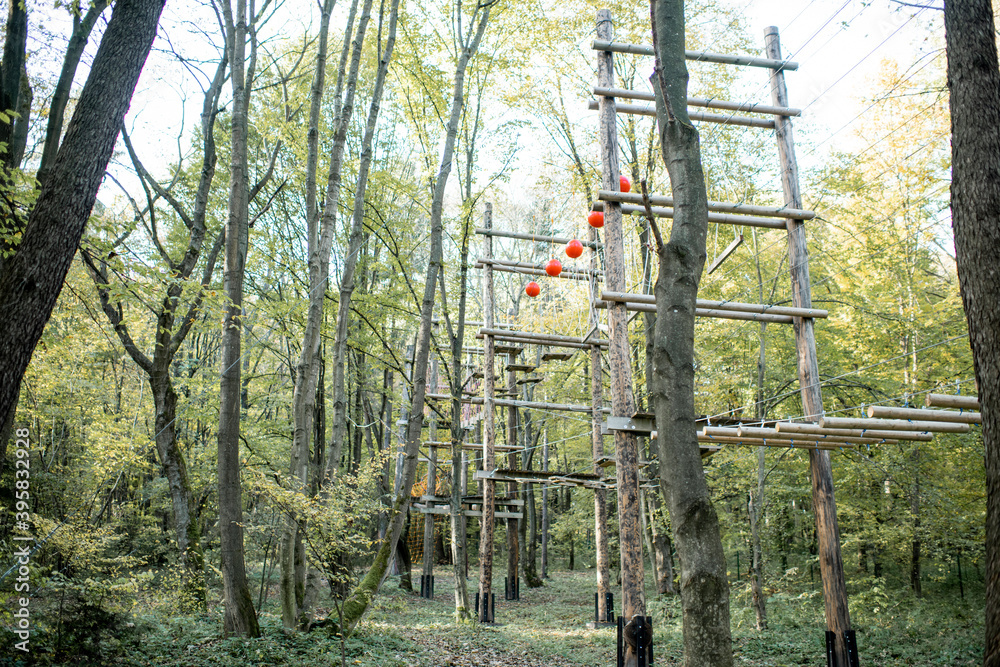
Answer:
[1,565,982,666]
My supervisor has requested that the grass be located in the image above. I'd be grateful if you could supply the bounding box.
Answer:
[2,564,983,666]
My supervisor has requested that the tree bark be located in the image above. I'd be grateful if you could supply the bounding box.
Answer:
[0,0,27,171]
[943,2,1000,663]
[0,0,166,467]
[217,0,260,637]
[649,2,732,665]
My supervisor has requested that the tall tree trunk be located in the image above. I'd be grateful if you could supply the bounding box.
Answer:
[0,0,166,471]
[0,0,27,171]
[910,448,922,597]
[649,2,732,665]
[645,489,675,595]
[334,3,489,634]
[943,4,1000,663]
[217,0,259,637]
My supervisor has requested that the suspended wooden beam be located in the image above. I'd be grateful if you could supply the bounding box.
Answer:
[707,235,744,275]
[592,199,789,230]
[594,298,795,324]
[705,426,870,447]
[601,290,828,318]
[474,262,594,283]
[736,426,896,445]
[475,258,598,279]
[415,504,523,519]
[480,327,610,348]
[774,421,933,442]
[820,416,971,434]
[590,38,799,70]
[597,189,816,220]
[925,393,980,410]
[475,227,601,248]
[698,435,856,451]
[541,351,574,361]
[586,100,776,128]
[867,405,981,424]
[592,87,801,116]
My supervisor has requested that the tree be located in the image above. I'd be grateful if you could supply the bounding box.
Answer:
[942,1,1000,663]
[217,0,261,637]
[0,0,167,466]
[649,0,732,665]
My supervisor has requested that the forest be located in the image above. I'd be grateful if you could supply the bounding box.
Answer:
[0,0,997,665]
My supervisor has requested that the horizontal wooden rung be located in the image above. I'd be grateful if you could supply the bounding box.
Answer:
[475,227,602,248]
[590,39,798,69]
[591,87,801,116]
[601,291,828,318]
[735,426,895,445]
[925,393,979,410]
[820,416,971,434]
[594,299,794,324]
[541,352,574,361]
[593,201,788,230]
[596,190,816,220]
[774,421,933,442]
[588,100,775,128]
[867,405,981,424]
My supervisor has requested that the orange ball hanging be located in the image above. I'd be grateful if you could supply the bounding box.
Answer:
[525,281,540,297]
[565,239,584,259]
[545,259,562,277]
[587,211,604,228]
[620,175,632,193]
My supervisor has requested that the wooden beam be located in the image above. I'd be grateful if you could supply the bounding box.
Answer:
[774,421,933,442]
[707,234,744,274]
[587,100,776,128]
[867,405,981,424]
[820,416,971,433]
[590,38,799,69]
[594,298,796,324]
[480,327,609,347]
[475,227,601,248]
[597,189,816,220]
[925,393,979,410]
[736,425,896,445]
[478,202,497,622]
[601,290,828,318]
[698,435,856,451]
[593,200,789,229]
[466,396,610,413]
[592,87,801,116]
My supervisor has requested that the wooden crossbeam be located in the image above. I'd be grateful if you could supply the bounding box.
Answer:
[868,405,981,424]
[602,291,828,318]
[592,87,801,116]
[597,190,815,220]
[820,416,971,433]
[587,100,776,128]
[594,298,795,324]
[590,38,799,69]
[414,504,523,519]
[736,426,896,445]
[593,200,788,230]
[774,421,933,442]
[474,227,601,249]
[926,393,979,410]
[698,435,856,451]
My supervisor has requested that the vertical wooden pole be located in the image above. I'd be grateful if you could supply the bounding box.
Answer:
[477,203,497,622]
[765,26,852,667]
[506,352,520,598]
[422,354,439,593]
[590,198,612,622]
[597,9,645,656]
[541,427,549,579]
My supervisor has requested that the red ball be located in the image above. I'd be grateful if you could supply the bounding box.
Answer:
[525,281,540,297]
[587,211,605,228]
[620,175,632,193]
[545,259,562,277]
[565,239,584,259]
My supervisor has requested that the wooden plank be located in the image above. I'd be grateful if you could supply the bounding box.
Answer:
[542,352,574,361]
[867,405,981,424]
[774,421,933,442]
[493,343,522,356]
[587,100,776,128]
[590,38,799,69]
[481,327,610,348]
[698,435,856,451]
[506,363,537,372]
[820,416,971,433]
[592,87,801,116]
[516,376,544,385]
[475,261,594,282]
[925,393,979,410]
[597,189,816,220]
[466,396,609,413]
[415,505,523,519]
